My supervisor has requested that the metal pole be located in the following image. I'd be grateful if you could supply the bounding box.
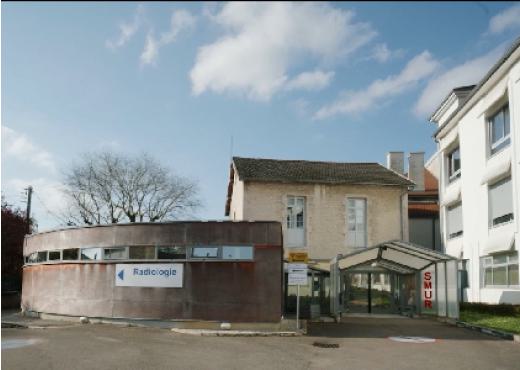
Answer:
[296,284,300,330]
[25,186,33,234]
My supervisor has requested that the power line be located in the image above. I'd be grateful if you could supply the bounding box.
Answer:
[32,189,71,226]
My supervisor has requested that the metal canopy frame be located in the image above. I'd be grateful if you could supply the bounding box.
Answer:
[331,240,459,319]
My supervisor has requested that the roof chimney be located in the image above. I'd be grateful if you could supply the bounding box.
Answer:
[386,152,404,175]
[408,152,425,191]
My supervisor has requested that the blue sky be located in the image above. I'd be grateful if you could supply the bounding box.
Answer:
[2,2,520,230]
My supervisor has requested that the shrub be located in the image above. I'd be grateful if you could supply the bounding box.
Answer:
[460,302,520,316]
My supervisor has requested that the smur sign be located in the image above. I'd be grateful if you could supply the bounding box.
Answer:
[423,271,433,309]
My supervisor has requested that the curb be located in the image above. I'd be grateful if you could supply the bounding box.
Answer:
[171,328,302,337]
[455,320,518,342]
[2,321,80,330]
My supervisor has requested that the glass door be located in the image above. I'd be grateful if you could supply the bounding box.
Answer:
[346,273,370,313]
[370,272,394,313]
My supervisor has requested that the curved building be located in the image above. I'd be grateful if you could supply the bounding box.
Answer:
[22,221,283,322]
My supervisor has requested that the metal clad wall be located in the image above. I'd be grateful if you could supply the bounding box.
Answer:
[22,222,283,322]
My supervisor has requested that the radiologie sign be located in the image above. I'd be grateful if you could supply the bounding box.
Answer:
[115,264,183,288]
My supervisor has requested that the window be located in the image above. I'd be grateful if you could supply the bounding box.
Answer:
[488,104,510,155]
[191,246,219,259]
[36,251,47,263]
[222,246,253,260]
[27,253,38,263]
[489,176,514,227]
[104,247,127,260]
[157,246,186,259]
[447,147,461,182]
[81,247,103,260]
[48,250,61,261]
[129,246,156,259]
[459,259,469,288]
[447,202,463,239]
[347,198,367,248]
[286,196,306,247]
[286,196,305,229]
[481,252,518,287]
[62,248,79,260]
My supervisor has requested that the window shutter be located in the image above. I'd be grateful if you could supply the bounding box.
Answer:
[448,203,462,235]
[489,177,512,221]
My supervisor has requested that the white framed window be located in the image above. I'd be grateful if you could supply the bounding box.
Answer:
[488,103,510,156]
[286,196,305,247]
[447,146,461,182]
[447,202,463,239]
[481,251,518,287]
[488,176,514,227]
[347,198,367,248]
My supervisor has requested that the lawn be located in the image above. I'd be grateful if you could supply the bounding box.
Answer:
[460,310,520,334]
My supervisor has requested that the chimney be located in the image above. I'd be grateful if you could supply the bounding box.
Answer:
[386,152,404,175]
[408,152,425,191]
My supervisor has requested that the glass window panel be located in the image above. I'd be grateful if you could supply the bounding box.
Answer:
[191,247,219,258]
[81,247,102,260]
[28,253,38,263]
[36,252,47,263]
[484,267,493,286]
[48,251,61,261]
[508,264,518,286]
[157,246,186,259]
[104,247,126,260]
[63,248,79,260]
[347,198,366,248]
[129,246,156,259]
[509,252,518,263]
[493,254,508,264]
[504,105,510,136]
[222,246,253,260]
[493,266,507,285]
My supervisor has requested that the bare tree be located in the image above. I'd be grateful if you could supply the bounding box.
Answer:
[62,151,201,225]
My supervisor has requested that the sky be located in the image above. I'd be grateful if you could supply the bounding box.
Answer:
[2,1,520,231]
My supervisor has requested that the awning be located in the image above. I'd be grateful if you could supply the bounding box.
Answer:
[483,225,516,254]
[337,240,455,272]
[441,182,461,207]
[481,157,511,185]
[445,237,463,259]
[440,129,459,151]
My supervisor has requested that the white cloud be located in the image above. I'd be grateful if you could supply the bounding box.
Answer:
[140,10,196,66]
[414,45,505,117]
[370,43,405,63]
[106,5,144,50]
[190,2,376,100]
[2,126,56,172]
[315,51,439,119]
[285,70,335,91]
[488,4,520,35]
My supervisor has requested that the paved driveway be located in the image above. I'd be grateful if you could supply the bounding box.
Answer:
[2,316,519,370]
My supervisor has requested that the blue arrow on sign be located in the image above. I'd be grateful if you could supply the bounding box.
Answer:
[118,269,124,281]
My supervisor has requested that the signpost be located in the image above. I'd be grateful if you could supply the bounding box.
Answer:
[288,263,308,330]
[115,264,183,288]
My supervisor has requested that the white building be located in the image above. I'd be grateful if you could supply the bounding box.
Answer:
[430,38,520,304]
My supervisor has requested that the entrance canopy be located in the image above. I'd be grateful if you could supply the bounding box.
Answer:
[330,241,459,319]
[337,241,455,272]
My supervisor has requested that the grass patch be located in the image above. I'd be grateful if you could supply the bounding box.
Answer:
[460,310,520,334]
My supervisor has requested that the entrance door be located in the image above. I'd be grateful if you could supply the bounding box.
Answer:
[345,272,396,314]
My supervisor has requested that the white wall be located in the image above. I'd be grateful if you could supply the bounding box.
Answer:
[437,58,520,304]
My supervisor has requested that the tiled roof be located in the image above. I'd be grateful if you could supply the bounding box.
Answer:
[232,157,414,186]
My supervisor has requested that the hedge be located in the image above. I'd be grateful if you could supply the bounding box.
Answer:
[460,302,520,316]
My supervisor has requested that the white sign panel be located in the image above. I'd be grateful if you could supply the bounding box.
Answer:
[115,264,183,288]
[288,263,308,286]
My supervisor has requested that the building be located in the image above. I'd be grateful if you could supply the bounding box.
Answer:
[22,221,283,322]
[225,156,414,315]
[386,152,441,251]
[429,37,520,304]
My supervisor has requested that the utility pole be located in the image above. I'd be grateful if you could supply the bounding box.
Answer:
[25,186,33,234]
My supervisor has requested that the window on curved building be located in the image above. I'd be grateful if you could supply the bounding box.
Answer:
[27,253,38,263]
[81,247,103,260]
[63,248,79,260]
[48,250,61,261]
[104,247,127,260]
[36,251,47,263]
[129,246,156,259]
[191,246,219,259]
[157,246,186,259]
[222,246,253,260]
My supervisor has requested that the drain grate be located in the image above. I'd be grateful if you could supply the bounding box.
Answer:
[313,341,340,348]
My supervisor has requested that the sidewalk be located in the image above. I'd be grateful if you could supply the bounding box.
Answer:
[2,310,80,329]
